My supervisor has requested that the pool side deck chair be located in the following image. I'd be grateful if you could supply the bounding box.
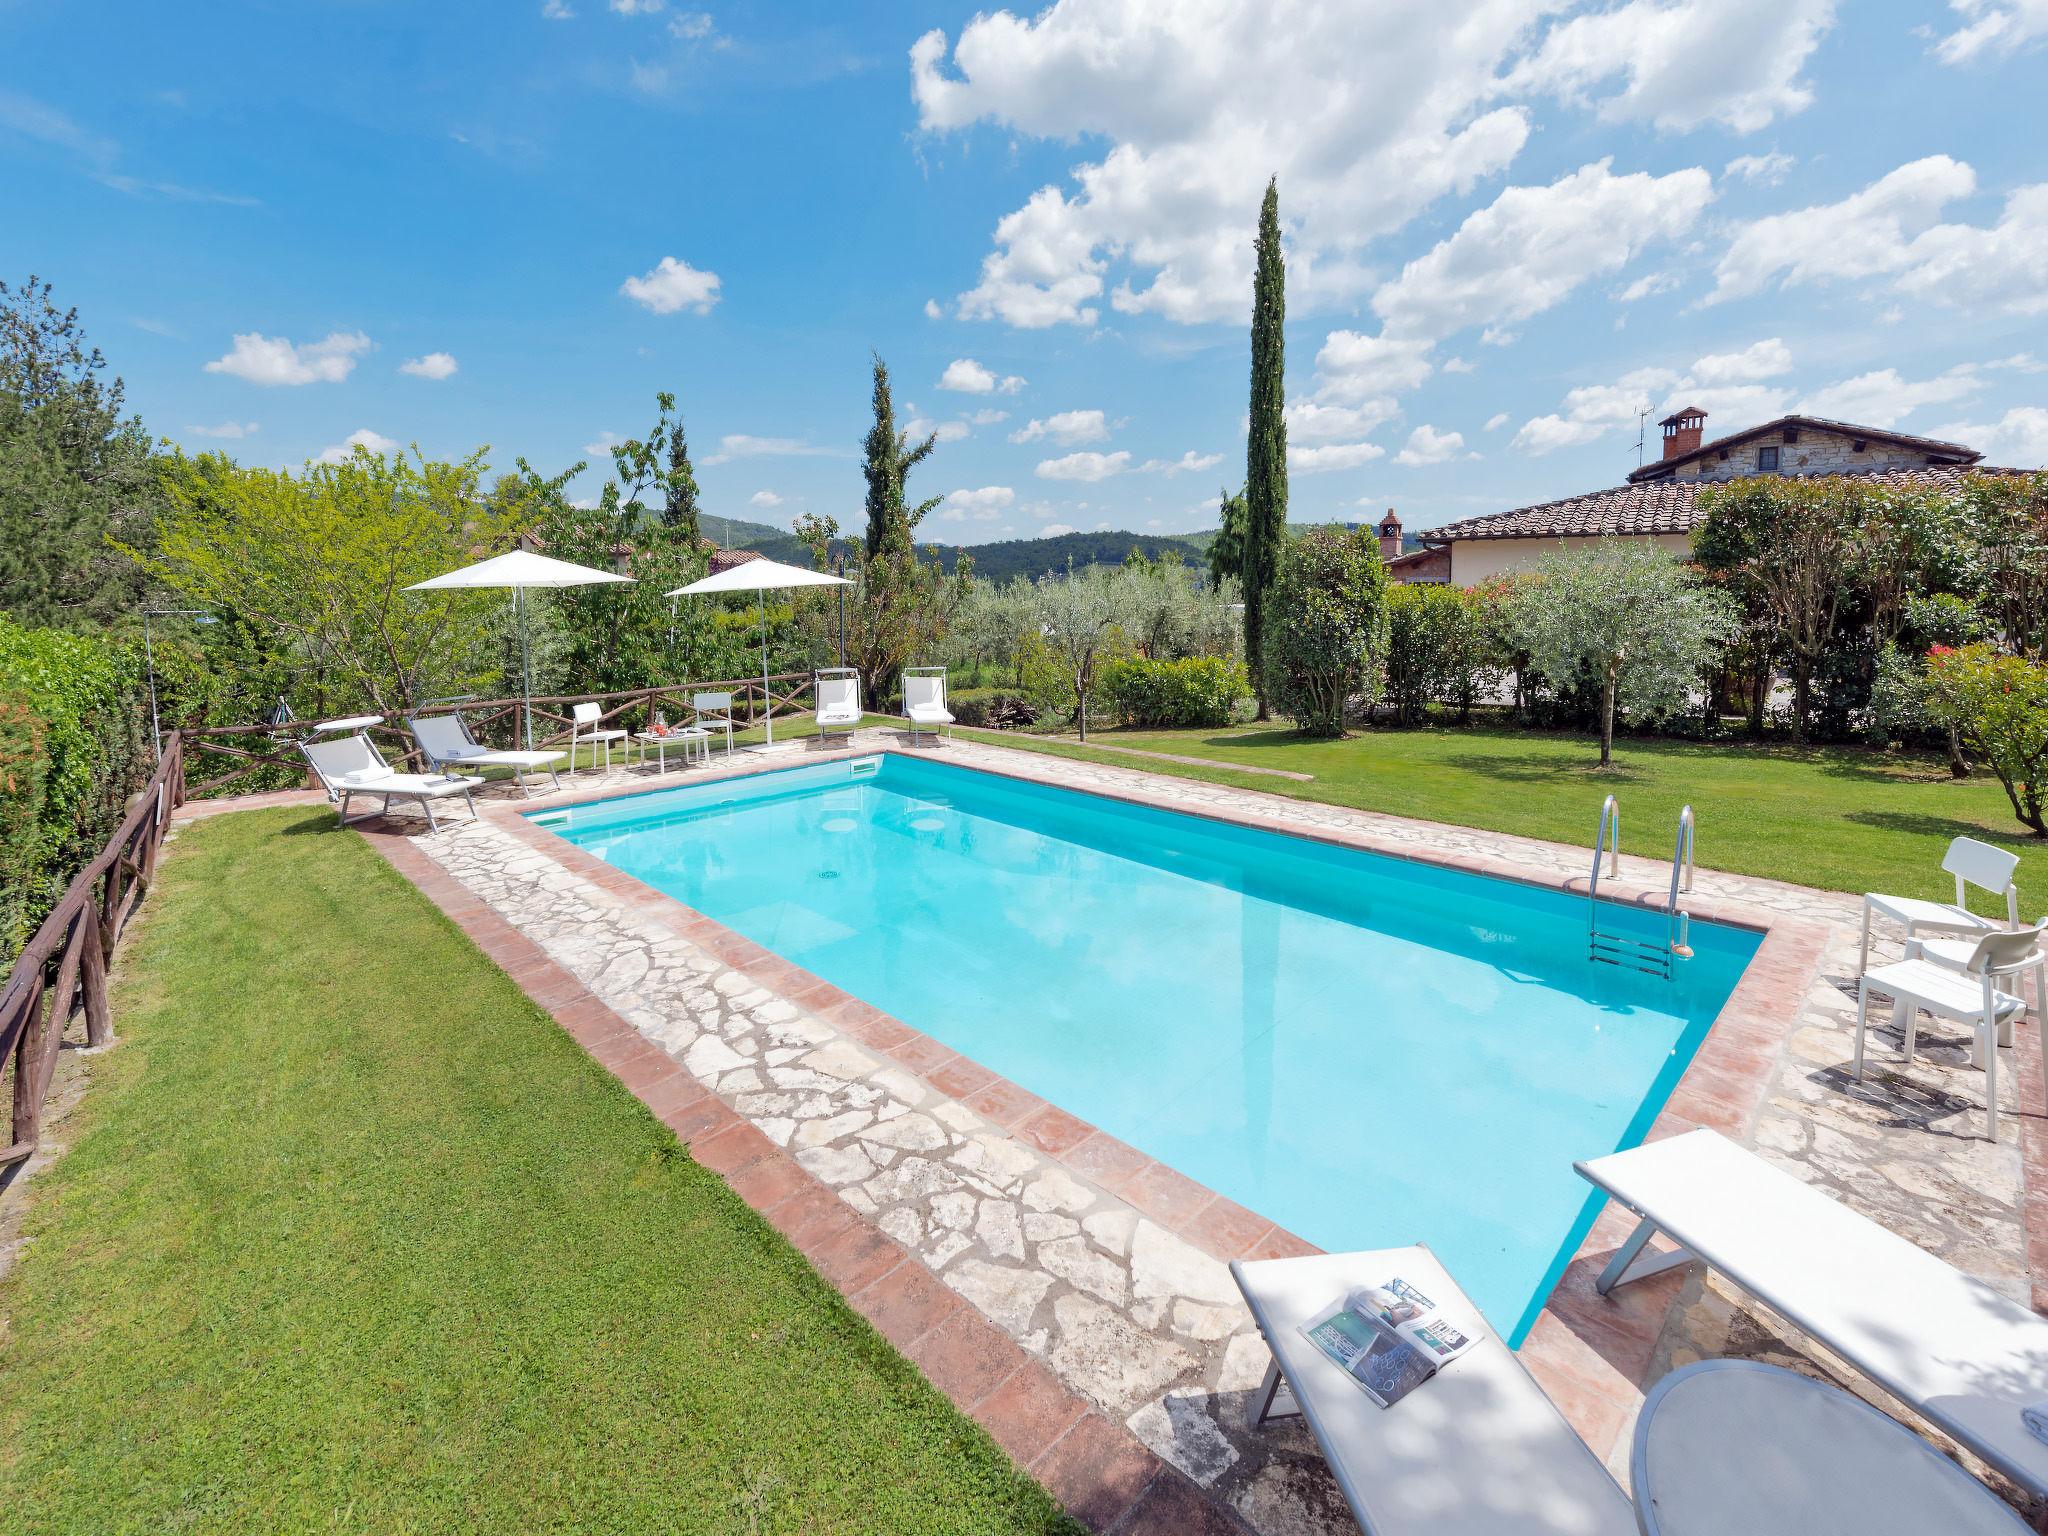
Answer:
[1577,1127,2048,1500]
[1232,1246,1636,1536]
[407,712,566,797]
[300,735,481,831]
[814,668,862,746]
[1861,836,2020,975]
[901,667,954,747]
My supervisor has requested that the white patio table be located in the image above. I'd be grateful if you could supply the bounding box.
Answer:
[635,727,710,774]
[1632,1359,2029,1536]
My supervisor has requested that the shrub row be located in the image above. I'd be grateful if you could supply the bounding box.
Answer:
[1102,655,1248,727]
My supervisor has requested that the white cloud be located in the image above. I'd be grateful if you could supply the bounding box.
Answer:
[1687,337,1793,385]
[1615,270,1681,304]
[1371,159,1714,342]
[1725,150,1795,185]
[1797,366,1986,427]
[1036,450,1131,482]
[1441,356,1476,375]
[1930,406,2048,466]
[317,428,398,465]
[748,490,785,508]
[584,431,623,459]
[187,421,258,439]
[967,408,1010,426]
[1139,450,1222,476]
[1707,156,2048,316]
[905,415,973,444]
[1484,412,1509,431]
[939,357,1025,394]
[204,329,369,386]
[399,351,458,380]
[1285,397,1401,442]
[542,0,574,17]
[923,298,944,320]
[1040,523,1077,537]
[610,0,663,13]
[669,10,713,38]
[1312,331,1436,401]
[1009,409,1108,446]
[941,485,1017,520]
[700,434,844,466]
[1289,441,1387,474]
[911,2,1542,327]
[619,255,722,314]
[1512,342,1797,454]
[1394,424,1465,466]
[1933,0,2048,63]
[1511,0,1835,133]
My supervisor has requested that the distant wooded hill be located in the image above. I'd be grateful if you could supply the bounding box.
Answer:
[693,513,1218,583]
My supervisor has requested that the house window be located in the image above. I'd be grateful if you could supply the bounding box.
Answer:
[1757,445,1780,471]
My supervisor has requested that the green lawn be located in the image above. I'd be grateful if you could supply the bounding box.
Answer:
[0,808,1078,1535]
[958,721,2048,905]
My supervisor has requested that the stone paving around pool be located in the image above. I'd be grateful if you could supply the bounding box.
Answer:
[331,729,2042,1531]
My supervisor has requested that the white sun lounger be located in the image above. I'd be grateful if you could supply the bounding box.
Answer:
[1232,1246,1635,1536]
[300,735,481,831]
[407,712,566,797]
[902,667,954,747]
[1578,1128,2048,1499]
[814,668,862,746]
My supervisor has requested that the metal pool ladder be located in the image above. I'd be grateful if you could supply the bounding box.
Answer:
[1587,797,1696,979]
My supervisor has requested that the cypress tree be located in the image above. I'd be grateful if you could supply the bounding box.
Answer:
[1243,177,1288,719]
[662,414,701,543]
[861,353,940,559]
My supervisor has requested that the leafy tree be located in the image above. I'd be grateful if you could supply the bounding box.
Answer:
[0,275,161,627]
[138,446,516,720]
[1925,645,2048,835]
[861,354,940,559]
[1242,178,1288,720]
[1121,556,1240,661]
[1030,564,1142,740]
[793,511,966,708]
[661,410,703,544]
[1262,527,1389,738]
[1505,540,1735,768]
[1962,473,2048,658]
[1383,584,1490,727]
[1208,488,1246,587]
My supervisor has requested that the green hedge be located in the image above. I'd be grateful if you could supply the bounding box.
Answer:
[1101,655,1247,728]
[0,618,148,969]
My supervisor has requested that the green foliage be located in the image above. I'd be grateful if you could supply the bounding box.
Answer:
[0,275,161,628]
[660,411,703,543]
[0,617,147,964]
[1209,489,1246,588]
[1504,540,1735,767]
[1243,178,1287,717]
[1960,473,2048,658]
[1028,565,1144,740]
[1120,556,1240,661]
[861,355,941,560]
[1383,584,1493,726]
[1926,644,2048,835]
[141,446,520,720]
[1102,655,1247,727]
[1261,527,1389,738]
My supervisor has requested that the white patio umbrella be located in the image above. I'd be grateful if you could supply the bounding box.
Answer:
[407,549,634,750]
[668,557,849,750]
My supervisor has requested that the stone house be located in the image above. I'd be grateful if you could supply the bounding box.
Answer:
[1412,409,2017,587]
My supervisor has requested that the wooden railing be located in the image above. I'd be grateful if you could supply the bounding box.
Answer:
[1,734,185,1188]
[178,671,821,798]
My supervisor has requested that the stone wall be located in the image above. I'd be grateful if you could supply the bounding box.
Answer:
[1674,427,1944,483]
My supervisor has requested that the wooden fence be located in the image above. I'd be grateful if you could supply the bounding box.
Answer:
[177,670,821,798]
[1,733,184,1188]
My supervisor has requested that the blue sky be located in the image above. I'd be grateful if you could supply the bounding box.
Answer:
[4,0,2045,543]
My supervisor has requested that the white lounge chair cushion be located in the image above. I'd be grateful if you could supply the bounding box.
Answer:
[818,707,861,724]
[906,704,954,724]
[1232,1246,1633,1536]
[1577,1129,2048,1497]
[1864,893,1997,933]
[1862,957,2026,1020]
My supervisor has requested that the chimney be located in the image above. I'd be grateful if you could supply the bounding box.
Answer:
[1659,406,1706,462]
[1377,508,1403,562]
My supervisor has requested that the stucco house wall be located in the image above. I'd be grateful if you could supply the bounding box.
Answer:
[1447,531,1694,585]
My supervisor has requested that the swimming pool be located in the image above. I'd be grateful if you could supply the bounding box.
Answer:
[532,753,1758,1341]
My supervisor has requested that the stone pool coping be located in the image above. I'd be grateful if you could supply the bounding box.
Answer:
[427,736,1827,1473]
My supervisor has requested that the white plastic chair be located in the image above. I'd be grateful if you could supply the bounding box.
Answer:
[1855,921,2048,1140]
[813,668,862,746]
[569,701,630,775]
[692,691,736,755]
[1860,837,2020,975]
[901,667,954,747]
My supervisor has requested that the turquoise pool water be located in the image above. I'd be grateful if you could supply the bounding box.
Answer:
[533,754,1757,1341]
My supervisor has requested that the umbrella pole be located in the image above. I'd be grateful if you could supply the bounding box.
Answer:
[759,589,773,747]
[518,586,532,753]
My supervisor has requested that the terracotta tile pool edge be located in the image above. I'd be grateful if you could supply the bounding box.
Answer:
[362,823,1243,1536]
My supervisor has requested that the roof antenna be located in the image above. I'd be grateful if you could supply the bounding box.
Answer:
[1635,408,1648,468]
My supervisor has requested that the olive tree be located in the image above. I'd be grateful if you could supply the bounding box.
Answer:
[1505,540,1735,767]
[1261,526,1390,738]
[1030,564,1141,740]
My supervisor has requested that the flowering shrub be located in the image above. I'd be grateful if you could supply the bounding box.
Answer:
[1924,643,2048,835]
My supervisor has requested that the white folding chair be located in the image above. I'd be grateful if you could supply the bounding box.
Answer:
[692,691,736,755]
[569,701,631,775]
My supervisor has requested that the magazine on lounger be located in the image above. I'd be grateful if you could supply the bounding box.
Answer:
[1298,1278,1480,1408]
